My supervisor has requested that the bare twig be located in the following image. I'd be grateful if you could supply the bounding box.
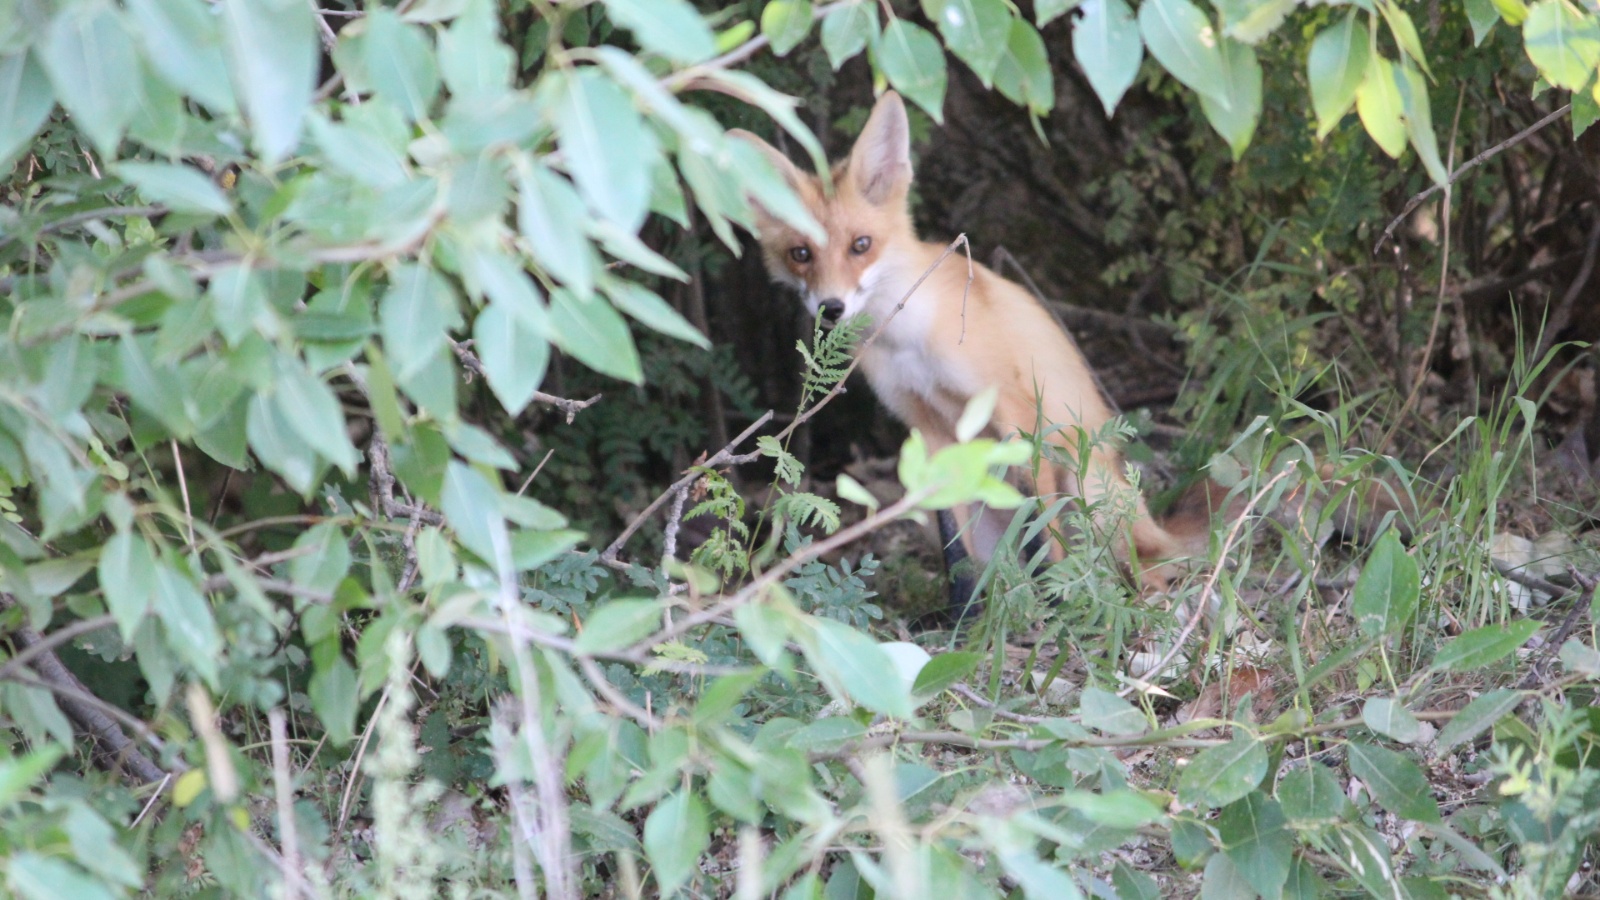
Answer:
[660,484,691,564]
[450,340,601,422]
[0,614,115,682]
[601,411,775,562]
[1376,104,1571,255]
[0,595,167,784]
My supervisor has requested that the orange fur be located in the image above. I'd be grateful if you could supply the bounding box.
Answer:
[733,92,1208,582]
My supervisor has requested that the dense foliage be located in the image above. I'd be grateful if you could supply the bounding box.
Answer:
[1,0,1599,897]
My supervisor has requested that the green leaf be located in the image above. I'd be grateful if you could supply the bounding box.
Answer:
[1465,0,1499,44]
[1217,793,1293,900]
[98,531,158,638]
[993,19,1054,116]
[1394,61,1447,185]
[381,265,461,382]
[1197,37,1262,159]
[1435,689,1523,753]
[693,670,765,725]
[911,650,982,698]
[926,0,1012,86]
[308,655,358,745]
[1037,0,1078,27]
[574,599,662,655]
[125,0,236,114]
[1432,620,1540,672]
[1222,0,1296,43]
[153,562,222,686]
[1179,733,1269,808]
[1377,0,1431,77]
[364,8,440,122]
[289,522,352,597]
[1139,0,1229,107]
[439,0,513,96]
[549,289,644,384]
[1345,741,1440,822]
[877,18,948,122]
[1356,54,1406,158]
[1351,529,1419,637]
[1200,853,1253,900]
[275,357,359,475]
[440,461,508,567]
[550,68,656,232]
[997,847,1087,900]
[1493,0,1530,26]
[222,0,317,163]
[247,394,322,494]
[39,1,143,157]
[0,746,65,809]
[821,3,877,69]
[602,279,709,349]
[1061,788,1166,827]
[1080,686,1149,735]
[761,0,814,57]
[474,301,550,416]
[1523,0,1600,90]
[643,790,710,896]
[517,166,598,298]
[1278,763,1349,826]
[805,617,914,719]
[118,161,231,217]
[1308,14,1370,139]
[1073,0,1142,117]
[601,0,717,65]
[1362,697,1423,743]
[1573,77,1600,137]
[0,52,55,169]
[9,854,117,900]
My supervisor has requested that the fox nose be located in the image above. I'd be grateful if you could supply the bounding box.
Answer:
[818,298,845,322]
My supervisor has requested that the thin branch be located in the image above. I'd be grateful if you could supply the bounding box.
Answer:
[601,411,775,562]
[0,614,115,682]
[450,340,602,422]
[1376,103,1571,255]
[0,205,166,251]
[659,1,855,91]
[1530,213,1600,366]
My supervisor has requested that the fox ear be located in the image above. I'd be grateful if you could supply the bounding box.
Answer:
[847,91,911,207]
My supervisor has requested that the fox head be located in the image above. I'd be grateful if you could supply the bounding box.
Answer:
[730,91,916,325]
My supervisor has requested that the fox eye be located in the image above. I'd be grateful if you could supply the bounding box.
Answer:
[789,246,811,264]
[851,236,872,255]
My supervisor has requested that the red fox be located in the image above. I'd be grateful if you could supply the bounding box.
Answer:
[732,91,1210,606]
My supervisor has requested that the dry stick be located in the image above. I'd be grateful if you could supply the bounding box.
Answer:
[1376,103,1571,255]
[0,614,115,682]
[602,235,971,563]
[625,488,933,656]
[0,596,167,784]
[172,439,196,549]
[268,709,303,900]
[1117,467,1296,698]
[660,484,691,564]
[450,340,601,423]
[601,411,775,562]
[1530,215,1600,367]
